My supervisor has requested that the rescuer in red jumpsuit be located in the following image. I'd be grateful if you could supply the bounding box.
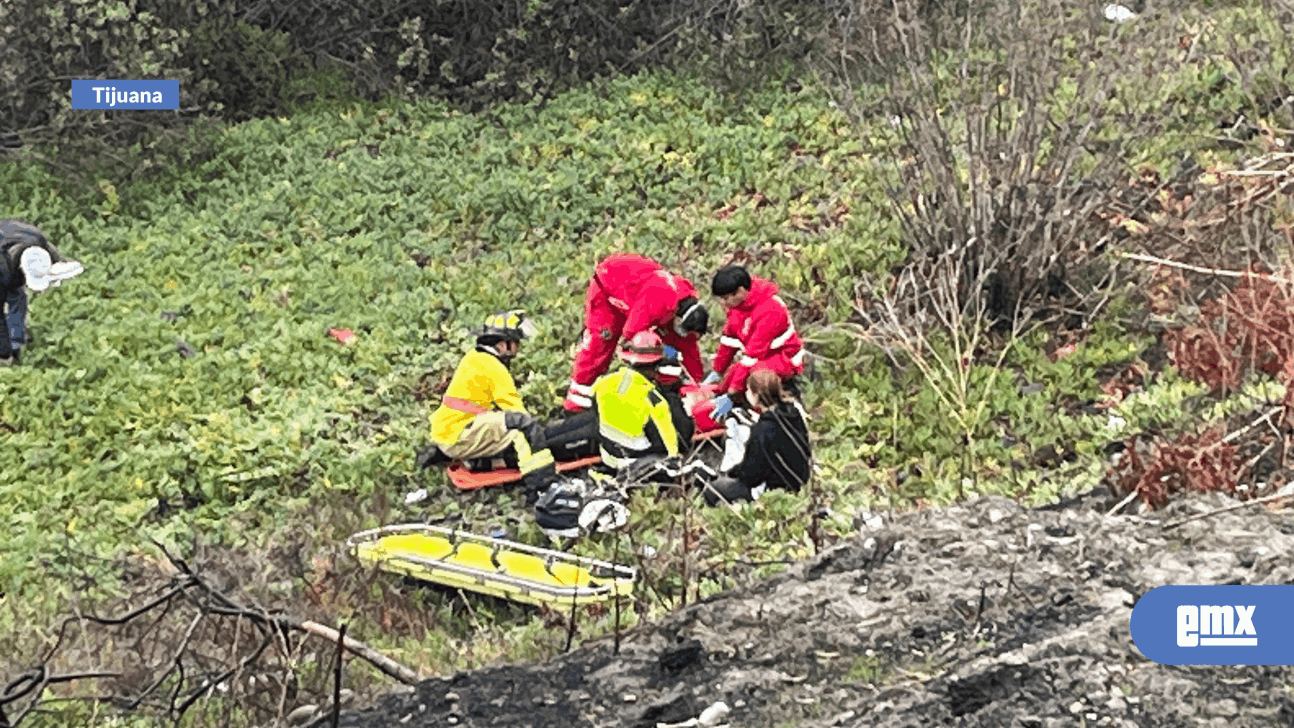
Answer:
[706,264,804,417]
[563,254,709,412]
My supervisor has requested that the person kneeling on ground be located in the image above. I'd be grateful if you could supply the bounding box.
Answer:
[420,311,558,502]
[564,253,709,412]
[702,368,812,506]
[703,264,804,419]
[591,330,694,476]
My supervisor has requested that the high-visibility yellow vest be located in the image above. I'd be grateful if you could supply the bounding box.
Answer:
[431,348,525,445]
[591,367,679,469]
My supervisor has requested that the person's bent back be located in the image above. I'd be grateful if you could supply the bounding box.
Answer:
[591,331,688,472]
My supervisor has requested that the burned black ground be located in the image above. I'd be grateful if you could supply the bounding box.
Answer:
[318,489,1294,728]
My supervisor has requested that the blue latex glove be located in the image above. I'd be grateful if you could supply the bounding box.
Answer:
[711,394,734,419]
[663,345,679,359]
[702,370,721,386]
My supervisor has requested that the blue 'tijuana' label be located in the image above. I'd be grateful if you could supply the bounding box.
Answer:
[71,80,179,110]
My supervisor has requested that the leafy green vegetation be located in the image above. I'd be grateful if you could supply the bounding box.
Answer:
[1,72,910,678]
[844,653,888,684]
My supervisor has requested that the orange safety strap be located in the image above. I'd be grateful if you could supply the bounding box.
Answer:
[443,396,489,415]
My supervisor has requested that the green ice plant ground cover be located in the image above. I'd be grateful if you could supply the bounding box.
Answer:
[0,72,897,589]
[0,73,925,682]
[0,59,1247,688]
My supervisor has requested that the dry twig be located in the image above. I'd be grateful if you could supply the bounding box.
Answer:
[1161,484,1294,530]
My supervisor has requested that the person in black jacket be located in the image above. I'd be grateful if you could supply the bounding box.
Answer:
[702,367,811,506]
[0,219,83,365]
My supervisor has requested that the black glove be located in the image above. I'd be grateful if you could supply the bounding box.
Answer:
[416,445,451,469]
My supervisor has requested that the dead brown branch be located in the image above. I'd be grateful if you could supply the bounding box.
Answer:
[1,544,420,728]
[1161,484,1294,530]
[297,621,419,686]
[1118,252,1294,286]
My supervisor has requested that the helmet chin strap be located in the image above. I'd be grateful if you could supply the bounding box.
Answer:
[676,301,702,334]
[480,343,514,362]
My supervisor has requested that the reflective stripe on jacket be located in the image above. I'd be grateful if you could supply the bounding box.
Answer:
[431,347,526,446]
[712,276,804,393]
[591,367,680,469]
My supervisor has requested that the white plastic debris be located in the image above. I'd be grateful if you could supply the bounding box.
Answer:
[859,512,884,530]
[1103,3,1136,22]
[403,488,428,505]
[578,498,629,533]
[655,701,731,728]
[699,701,731,727]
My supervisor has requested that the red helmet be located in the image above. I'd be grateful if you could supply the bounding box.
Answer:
[619,330,664,365]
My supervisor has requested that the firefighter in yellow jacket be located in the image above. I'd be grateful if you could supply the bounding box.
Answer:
[423,310,558,501]
[591,330,693,472]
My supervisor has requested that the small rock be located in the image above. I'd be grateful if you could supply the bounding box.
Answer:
[445,691,460,703]
[1210,699,1239,717]
[1069,701,1085,714]
[447,716,459,726]
[622,693,637,703]
[1106,697,1127,711]
[285,705,317,726]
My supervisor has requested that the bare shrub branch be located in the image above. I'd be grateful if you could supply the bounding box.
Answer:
[0,542,418,728]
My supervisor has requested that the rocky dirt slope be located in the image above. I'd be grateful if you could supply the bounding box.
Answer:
[318,488,1294,728]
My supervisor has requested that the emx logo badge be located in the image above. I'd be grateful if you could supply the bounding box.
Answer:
[1130,585,1294,665]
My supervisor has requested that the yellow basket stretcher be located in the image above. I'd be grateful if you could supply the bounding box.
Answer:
[346,524,636,607]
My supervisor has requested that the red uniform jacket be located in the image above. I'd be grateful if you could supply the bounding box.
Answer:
[712,276,804,393]
[593,254,704,381]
